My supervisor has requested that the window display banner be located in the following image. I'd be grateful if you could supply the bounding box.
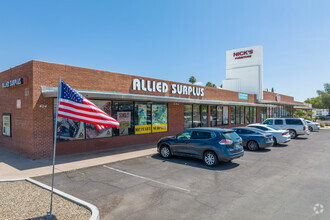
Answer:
[152,104,168,124]
[135,124,151,134]
[117,112,131,129]
[152,124,167,133]
[137,104,148,125]
[2,114,11,137]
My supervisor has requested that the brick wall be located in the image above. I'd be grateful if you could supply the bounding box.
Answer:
[0,61,35,157]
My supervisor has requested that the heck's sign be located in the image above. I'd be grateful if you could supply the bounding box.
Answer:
[233,50,253,60]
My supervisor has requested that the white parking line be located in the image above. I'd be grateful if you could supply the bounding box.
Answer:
[103,165,190,193]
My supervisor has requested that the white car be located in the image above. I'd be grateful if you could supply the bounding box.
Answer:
[247,124,291,145]
[305,120,320,131]
[261,118,310,139]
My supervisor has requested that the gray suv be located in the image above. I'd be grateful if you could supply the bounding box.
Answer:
[261,118,310,139]
[157,128,244,166]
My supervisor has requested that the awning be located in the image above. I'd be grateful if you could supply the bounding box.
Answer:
[257,100,299,106]
[41,86,277,107]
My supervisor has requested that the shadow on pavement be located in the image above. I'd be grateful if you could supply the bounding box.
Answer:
[246,148,271,153]
[0,143,156,171]
[272,143,289,148]
[294,137,308,140]
[151,154,240,171]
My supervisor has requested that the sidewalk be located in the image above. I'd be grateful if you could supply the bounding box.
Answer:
[0,143,157,179]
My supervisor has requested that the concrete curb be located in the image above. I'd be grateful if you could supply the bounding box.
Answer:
[0,178,99,220]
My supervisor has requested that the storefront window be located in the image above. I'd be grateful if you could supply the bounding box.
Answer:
[54,99,85,142]
[252,107,257,123]
[201,105,208,127]
[240,106,244,124]
[86,100,113,139]
[193,105,201,127]
[210,106,217,127]
[246,107,251,124]
[184,104,193,129]
[112,101,134,136]
[223,106,229,125]
[231,106,236,125]
[134,103,152,134]
[152,104,168,133]
[217,106,223,126]
[260,107,267,121]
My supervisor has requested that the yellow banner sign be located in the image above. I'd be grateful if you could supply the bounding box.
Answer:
[119,121,131,129]
[135,124,151,134]
[152,124,167,133]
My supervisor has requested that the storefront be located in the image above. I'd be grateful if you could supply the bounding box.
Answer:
[0,60,304,159]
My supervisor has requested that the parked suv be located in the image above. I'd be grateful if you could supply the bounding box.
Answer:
[261,118,310,139]
[157,128,244,167]
[319,115,330,120]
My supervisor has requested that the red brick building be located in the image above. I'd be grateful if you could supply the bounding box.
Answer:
[0,60,304,159]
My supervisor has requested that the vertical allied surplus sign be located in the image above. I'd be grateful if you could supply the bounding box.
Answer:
[2,114,11,137]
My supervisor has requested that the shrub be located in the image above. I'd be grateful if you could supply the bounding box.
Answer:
[320,123,325,128]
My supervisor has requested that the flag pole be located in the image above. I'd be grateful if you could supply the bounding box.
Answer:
[48,76,61,220]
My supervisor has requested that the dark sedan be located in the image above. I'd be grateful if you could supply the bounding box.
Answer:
[231,127,274,151]
[157,127,244,167]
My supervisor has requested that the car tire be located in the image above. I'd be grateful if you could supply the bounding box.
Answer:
[288,129,297,139]
[203,151,218,167]
[273,137,277,146]
[247,140,259,151]
[309,126,313,132]
[160,145,172,158]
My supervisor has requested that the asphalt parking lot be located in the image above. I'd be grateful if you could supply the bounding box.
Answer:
[35,129,330,220]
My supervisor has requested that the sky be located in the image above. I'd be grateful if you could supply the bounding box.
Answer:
[1,0,330,102]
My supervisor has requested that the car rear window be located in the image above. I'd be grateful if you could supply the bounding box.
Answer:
[285,119,303,125]
[222,131,240,140]
[191,131,215,139]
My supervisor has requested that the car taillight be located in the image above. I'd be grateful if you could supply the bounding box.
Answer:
[315,123,319,126]
[303,126,306,131]
[282,132,288,135]
[219,139,233,145]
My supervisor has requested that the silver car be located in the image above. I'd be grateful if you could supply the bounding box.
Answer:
[305,120,321,131]
[247,124,291,145]
[261,118,310,139]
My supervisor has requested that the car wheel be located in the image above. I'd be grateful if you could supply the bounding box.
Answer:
[160,145,172,158]
[273,137,277,146]
[288,129,297,139]
[247,141,259,151]
[203,151,218,167]
[309,126,313,132]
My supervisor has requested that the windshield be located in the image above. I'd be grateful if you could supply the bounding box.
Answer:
[222,131,240,140]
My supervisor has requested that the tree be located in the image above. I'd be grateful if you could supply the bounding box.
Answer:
[189,76,196,84]
[219,84,223,88]
[271,88,274,92]
[304,96,325,109]
[317,83,330,113]
[205,82,217,88]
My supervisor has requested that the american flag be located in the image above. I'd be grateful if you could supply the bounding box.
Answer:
[57,80,119,130]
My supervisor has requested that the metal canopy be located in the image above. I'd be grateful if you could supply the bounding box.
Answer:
[41,86,277,107]
[257,99,299,106]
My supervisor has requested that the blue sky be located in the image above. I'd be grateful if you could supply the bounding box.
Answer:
[1,0,329,101]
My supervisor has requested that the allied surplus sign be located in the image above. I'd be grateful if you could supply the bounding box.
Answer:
[2,78,24,88]
[132,79,205,97]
